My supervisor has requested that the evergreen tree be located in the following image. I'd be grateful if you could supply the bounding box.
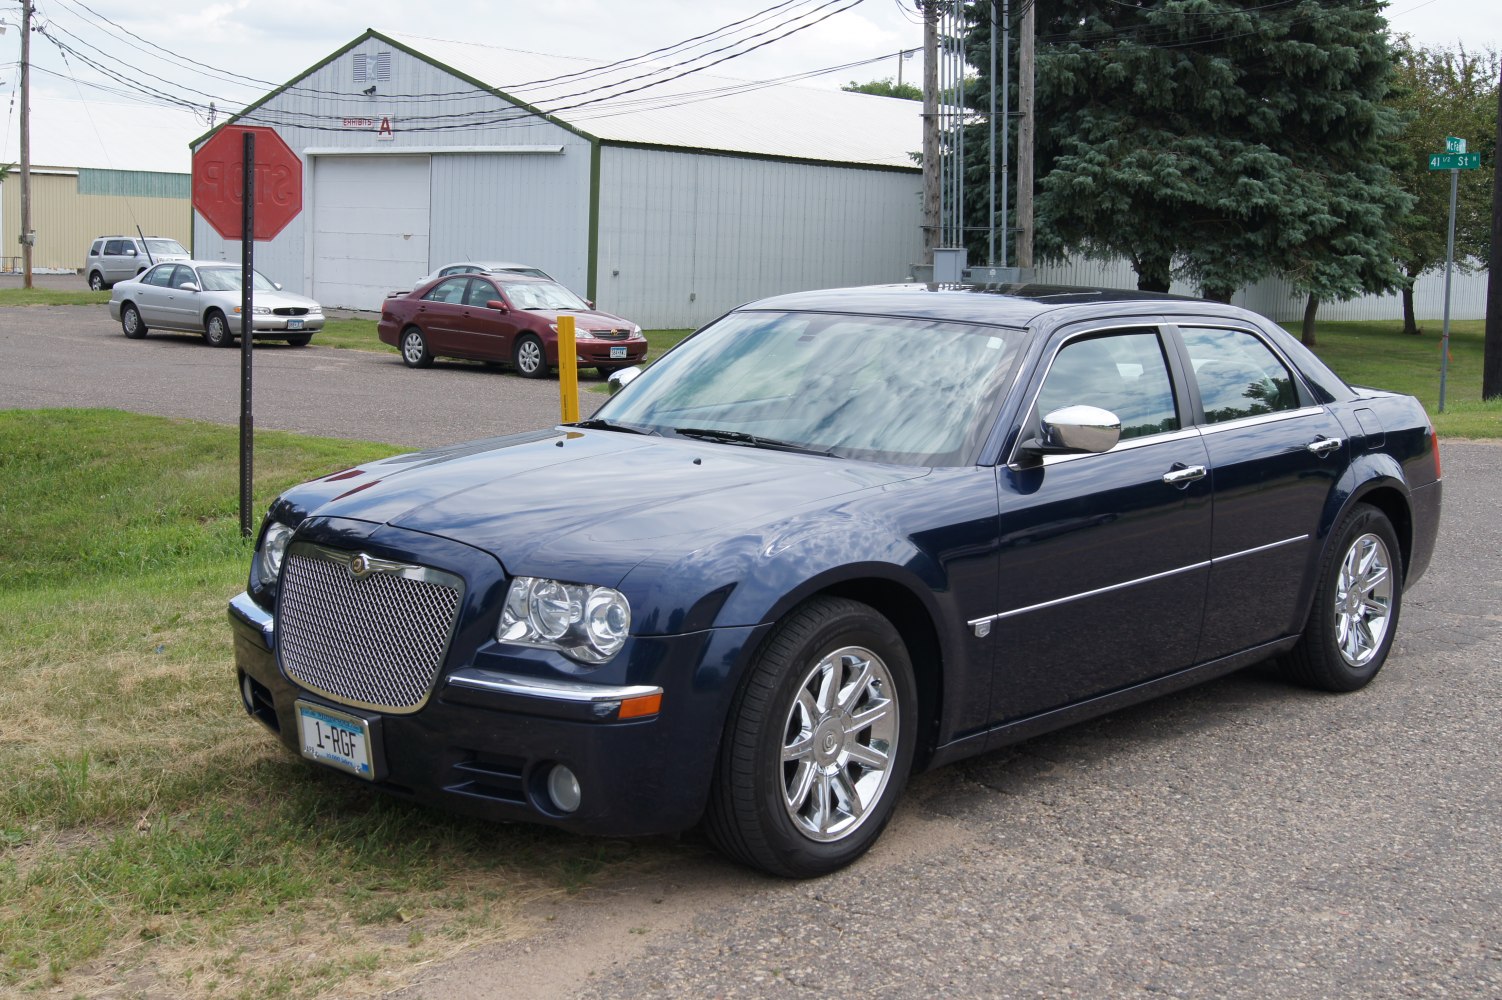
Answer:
[965,0,1412,340]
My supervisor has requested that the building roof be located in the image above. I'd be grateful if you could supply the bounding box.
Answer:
[2,97,201,174]
[371,31,922,171]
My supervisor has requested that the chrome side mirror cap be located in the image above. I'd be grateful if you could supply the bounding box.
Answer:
[1023,405,1121,456]
[607,366,643,395]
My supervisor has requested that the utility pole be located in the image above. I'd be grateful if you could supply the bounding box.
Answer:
[922,0,940,264]
[1015,0,1035,270]
[19,0,33,288]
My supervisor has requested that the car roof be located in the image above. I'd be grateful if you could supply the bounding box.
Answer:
[741,283,1227,327]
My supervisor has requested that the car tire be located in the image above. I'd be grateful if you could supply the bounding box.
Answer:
[400,327,433,368]
[88,272,106,292]
[514,334,547,378]
[204,310,234,348]
[703,596,917,878]
[1282,502,1403,692]
[596,365,625,379]
[120,303,147,339]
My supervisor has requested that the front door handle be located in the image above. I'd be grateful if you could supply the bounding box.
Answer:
[1306,436,1343,457]
[1163,465,1207,487]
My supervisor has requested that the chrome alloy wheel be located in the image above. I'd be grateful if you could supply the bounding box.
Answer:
[780,645,899,843]
[1334,531,1394,668]
[402,330,425,365]
[516,338,543,374]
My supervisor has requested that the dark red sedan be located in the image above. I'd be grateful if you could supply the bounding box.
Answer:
[378,274,648,378]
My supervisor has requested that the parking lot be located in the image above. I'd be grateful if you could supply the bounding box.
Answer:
[4,297,1500,998]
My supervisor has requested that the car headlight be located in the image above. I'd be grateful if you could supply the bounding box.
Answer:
[234,306,273,315]
[498,577,631,664]
[256,521,294,587]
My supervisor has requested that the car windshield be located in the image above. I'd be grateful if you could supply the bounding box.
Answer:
[144,239,188,256]
[500,281,589,312]
[195,267,279,293]
[597,310,1027,466]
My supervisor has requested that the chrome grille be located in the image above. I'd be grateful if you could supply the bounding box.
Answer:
[593,329,629,340]
[277,546,464,713]
[273,306,310,316]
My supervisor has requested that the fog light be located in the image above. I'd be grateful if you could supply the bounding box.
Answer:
[546,764,582,813]
[240,673,256,714]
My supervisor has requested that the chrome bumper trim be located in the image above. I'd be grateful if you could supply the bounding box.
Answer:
[228,591,275,646]
[446,668,661,706]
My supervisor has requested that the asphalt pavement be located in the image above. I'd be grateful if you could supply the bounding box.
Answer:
[5,296,1499,999]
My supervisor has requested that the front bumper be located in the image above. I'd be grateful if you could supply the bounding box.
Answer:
[228,592,761,836]
[573,339,648,366]
[232,315,326,335]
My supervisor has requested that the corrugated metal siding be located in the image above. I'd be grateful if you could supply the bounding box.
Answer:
[1034,257,1491,323]
[192,43,588,298]
[1,172,190,273]
[429,150,591,294]
[78,169,191,199]
[597,147,923,328]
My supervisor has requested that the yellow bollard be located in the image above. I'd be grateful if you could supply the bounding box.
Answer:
[557,314,579,424]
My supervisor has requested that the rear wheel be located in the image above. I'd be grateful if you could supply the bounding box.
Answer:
[400,327,433,368]
[514,334,547,378]
[704,596,916,878]
[120,303,147,339]
[1282,503,1402,692]
[88,272,106,292]
[204,310,234,348]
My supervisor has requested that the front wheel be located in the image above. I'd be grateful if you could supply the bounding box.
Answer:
[514,334,547,378]
[203,311,234,348]
[285,335,310,347]
[1282,503,1403,692]
[704,596,917,878]
[121,303,147,339]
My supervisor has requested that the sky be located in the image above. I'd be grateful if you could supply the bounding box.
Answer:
[0,0,1497,130]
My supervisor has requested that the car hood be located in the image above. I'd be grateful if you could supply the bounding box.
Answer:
[210,288,321,309]
[301,429,925,583]
[537,309,635,331]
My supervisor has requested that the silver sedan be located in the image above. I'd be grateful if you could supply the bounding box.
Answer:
[108,260,325,347]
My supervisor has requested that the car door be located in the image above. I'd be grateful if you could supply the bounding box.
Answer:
[1172,322,1349,661]
[132,264,178,324]
[986,324,1213,724]
[102,239,137,284]
[458,276,513,360]
[161,264,205,331]
[413,277,471,355]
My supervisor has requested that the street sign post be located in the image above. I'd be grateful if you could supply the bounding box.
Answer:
[1427,141,1481,413]
[192,126,304,535]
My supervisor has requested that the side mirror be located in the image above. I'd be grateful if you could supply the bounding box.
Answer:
[586,299,596,310]
[1019,405,1121,458]
[607,366,643,395]
[273,282,283,291]
[180,282,200,293]
[126,247,138,256]
[486,299,509,313]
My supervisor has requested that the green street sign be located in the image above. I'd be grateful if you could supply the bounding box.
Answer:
[1429,152,1480,170]
[1445,136,1467,153]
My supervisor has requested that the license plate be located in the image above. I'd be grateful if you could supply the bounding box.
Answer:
[287,319,304,330]
[610,346,627,359]
[296,701,374,779]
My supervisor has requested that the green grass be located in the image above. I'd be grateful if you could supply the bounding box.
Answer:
[0,410,655,997]
[1288,318,1500,439]
[0,288,109,307]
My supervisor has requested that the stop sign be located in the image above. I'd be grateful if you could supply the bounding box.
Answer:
[192,126,303,241]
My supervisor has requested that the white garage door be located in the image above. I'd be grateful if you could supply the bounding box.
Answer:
[312,155,430,310]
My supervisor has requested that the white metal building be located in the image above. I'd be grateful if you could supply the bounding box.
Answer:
[191,30,924,328]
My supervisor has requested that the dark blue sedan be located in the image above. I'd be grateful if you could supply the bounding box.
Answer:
[229,284,1442,877]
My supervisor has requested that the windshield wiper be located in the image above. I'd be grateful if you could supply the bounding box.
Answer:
[672,427,836,457]
[569,417,656,435]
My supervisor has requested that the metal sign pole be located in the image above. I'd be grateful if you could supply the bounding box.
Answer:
[240,131,256,537]
[1439,166,1458,413]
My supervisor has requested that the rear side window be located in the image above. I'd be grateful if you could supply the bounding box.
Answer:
[1180,327,1300,424]
[422,278,469,304]
[142,265,174,286]
[1035,329,1180,440]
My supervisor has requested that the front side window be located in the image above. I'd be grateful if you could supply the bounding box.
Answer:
[1180,327,1300,424]
[1034,329,1179,440]
[598,310,1026,466]
[104,240,130,256]
[464,278,498,307]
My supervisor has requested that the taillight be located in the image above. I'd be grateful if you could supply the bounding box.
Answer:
[1431,427,1442,480]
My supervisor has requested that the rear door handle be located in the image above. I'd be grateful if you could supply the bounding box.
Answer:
[1306,437,1343,457]
[1163,465,1207,487]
